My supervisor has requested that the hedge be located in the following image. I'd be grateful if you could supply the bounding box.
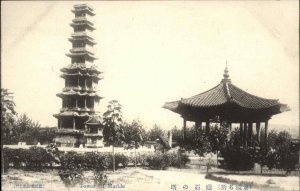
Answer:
[3,147,190,171]
[3,147,55,170]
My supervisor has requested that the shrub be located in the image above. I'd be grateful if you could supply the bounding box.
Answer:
[219,145,255,171]
[59,152,85,169]
[145,152,187,170]
[170,153,190,168]
[58,168,83,187]
[93,171,108,185]
[58,152,132,170]
[115,154,129,168]
[83,152,108,170]
[146,153,171,170]
[3,147,55,171]
[137,154,149,166]
[104,154,128,170]
[24,146,54,170]
[3,148,24,168]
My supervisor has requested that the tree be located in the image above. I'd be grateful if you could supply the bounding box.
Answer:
[1,89,17,174]
[147,124,165,141]
[122,119,146,167]
[171,126,183,144]
[274,131,297,174]
[258,129,298,174]
[11,113,41,145]
[207,124,229,167]
[102,100,124,172]
[123,119,146,147]
[181,126,211,157]
[219,129,256,171]
[37,127,56,145]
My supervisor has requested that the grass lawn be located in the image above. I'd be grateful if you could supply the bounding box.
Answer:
[2,167,298,191]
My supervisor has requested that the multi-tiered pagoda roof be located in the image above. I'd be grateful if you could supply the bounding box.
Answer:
[54,4,104,147]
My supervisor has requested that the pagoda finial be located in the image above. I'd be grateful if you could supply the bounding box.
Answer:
[221,61,231,83]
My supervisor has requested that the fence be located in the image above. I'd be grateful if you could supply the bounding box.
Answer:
[3,144,155,155]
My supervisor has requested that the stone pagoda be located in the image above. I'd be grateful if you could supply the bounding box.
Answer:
[54,4,103,148]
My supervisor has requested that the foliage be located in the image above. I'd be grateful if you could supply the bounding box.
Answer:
[102,100,125,172]
[122,119,146,149]
[58,168,83,188]
[3,147,56,171]
[93,171,108,186]
[207,124,228,153]
[45,143,60,163]
[3,148,25,169]
[220,145,255,171]
[146,153,172,170]
[59,152,88,170]
[11,114,41,145]
[24,146,54,170]
[180,126,211,157]
[146,124,165,141]
[169,153,190,168]
[220,128,299,173]
[219,129,255,171]
[37,128,56,145]
[145,152,189,170]
[115,153,130,168]
[171,126,183,144]
[1,89,17,145]
[102,100,124,146]
[58,151,130,171]
[205,153,217,173]
[269,131,298,174]
[2,113,51,145]
[136,154,149,166]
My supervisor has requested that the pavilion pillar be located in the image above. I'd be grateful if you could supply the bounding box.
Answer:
[244,123,248,146]
[247,123,253,146]
[265,120,268,146]
[240,123,243,143]
[59,119,62,129]
[77,77,80,87]
[195,121,201,130]
[256,122,261,143]
[183,118,187,141]
[84,97,87,108]
[205,120,210,134]
[84,79,87,89]
[75,98,78,108]
[73,118,76,130]
[228,122,232,134]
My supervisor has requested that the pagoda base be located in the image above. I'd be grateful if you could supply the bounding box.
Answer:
[55,130,84,147]
[84,136,104,148]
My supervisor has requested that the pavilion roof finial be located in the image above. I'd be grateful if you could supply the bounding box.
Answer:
[221,61,231,83]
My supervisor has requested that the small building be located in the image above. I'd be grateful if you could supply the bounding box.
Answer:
[163,66,290,146]
[145,132,174,153]
[84,115,103,148]
[54,4,103,147]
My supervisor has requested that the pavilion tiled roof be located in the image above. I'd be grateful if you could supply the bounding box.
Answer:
[163,67,290,115]
[177,83,281,109]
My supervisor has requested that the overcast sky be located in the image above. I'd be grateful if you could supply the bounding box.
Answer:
[1,1,299,130]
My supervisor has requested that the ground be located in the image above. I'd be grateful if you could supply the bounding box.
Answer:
[1,167,299,191]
